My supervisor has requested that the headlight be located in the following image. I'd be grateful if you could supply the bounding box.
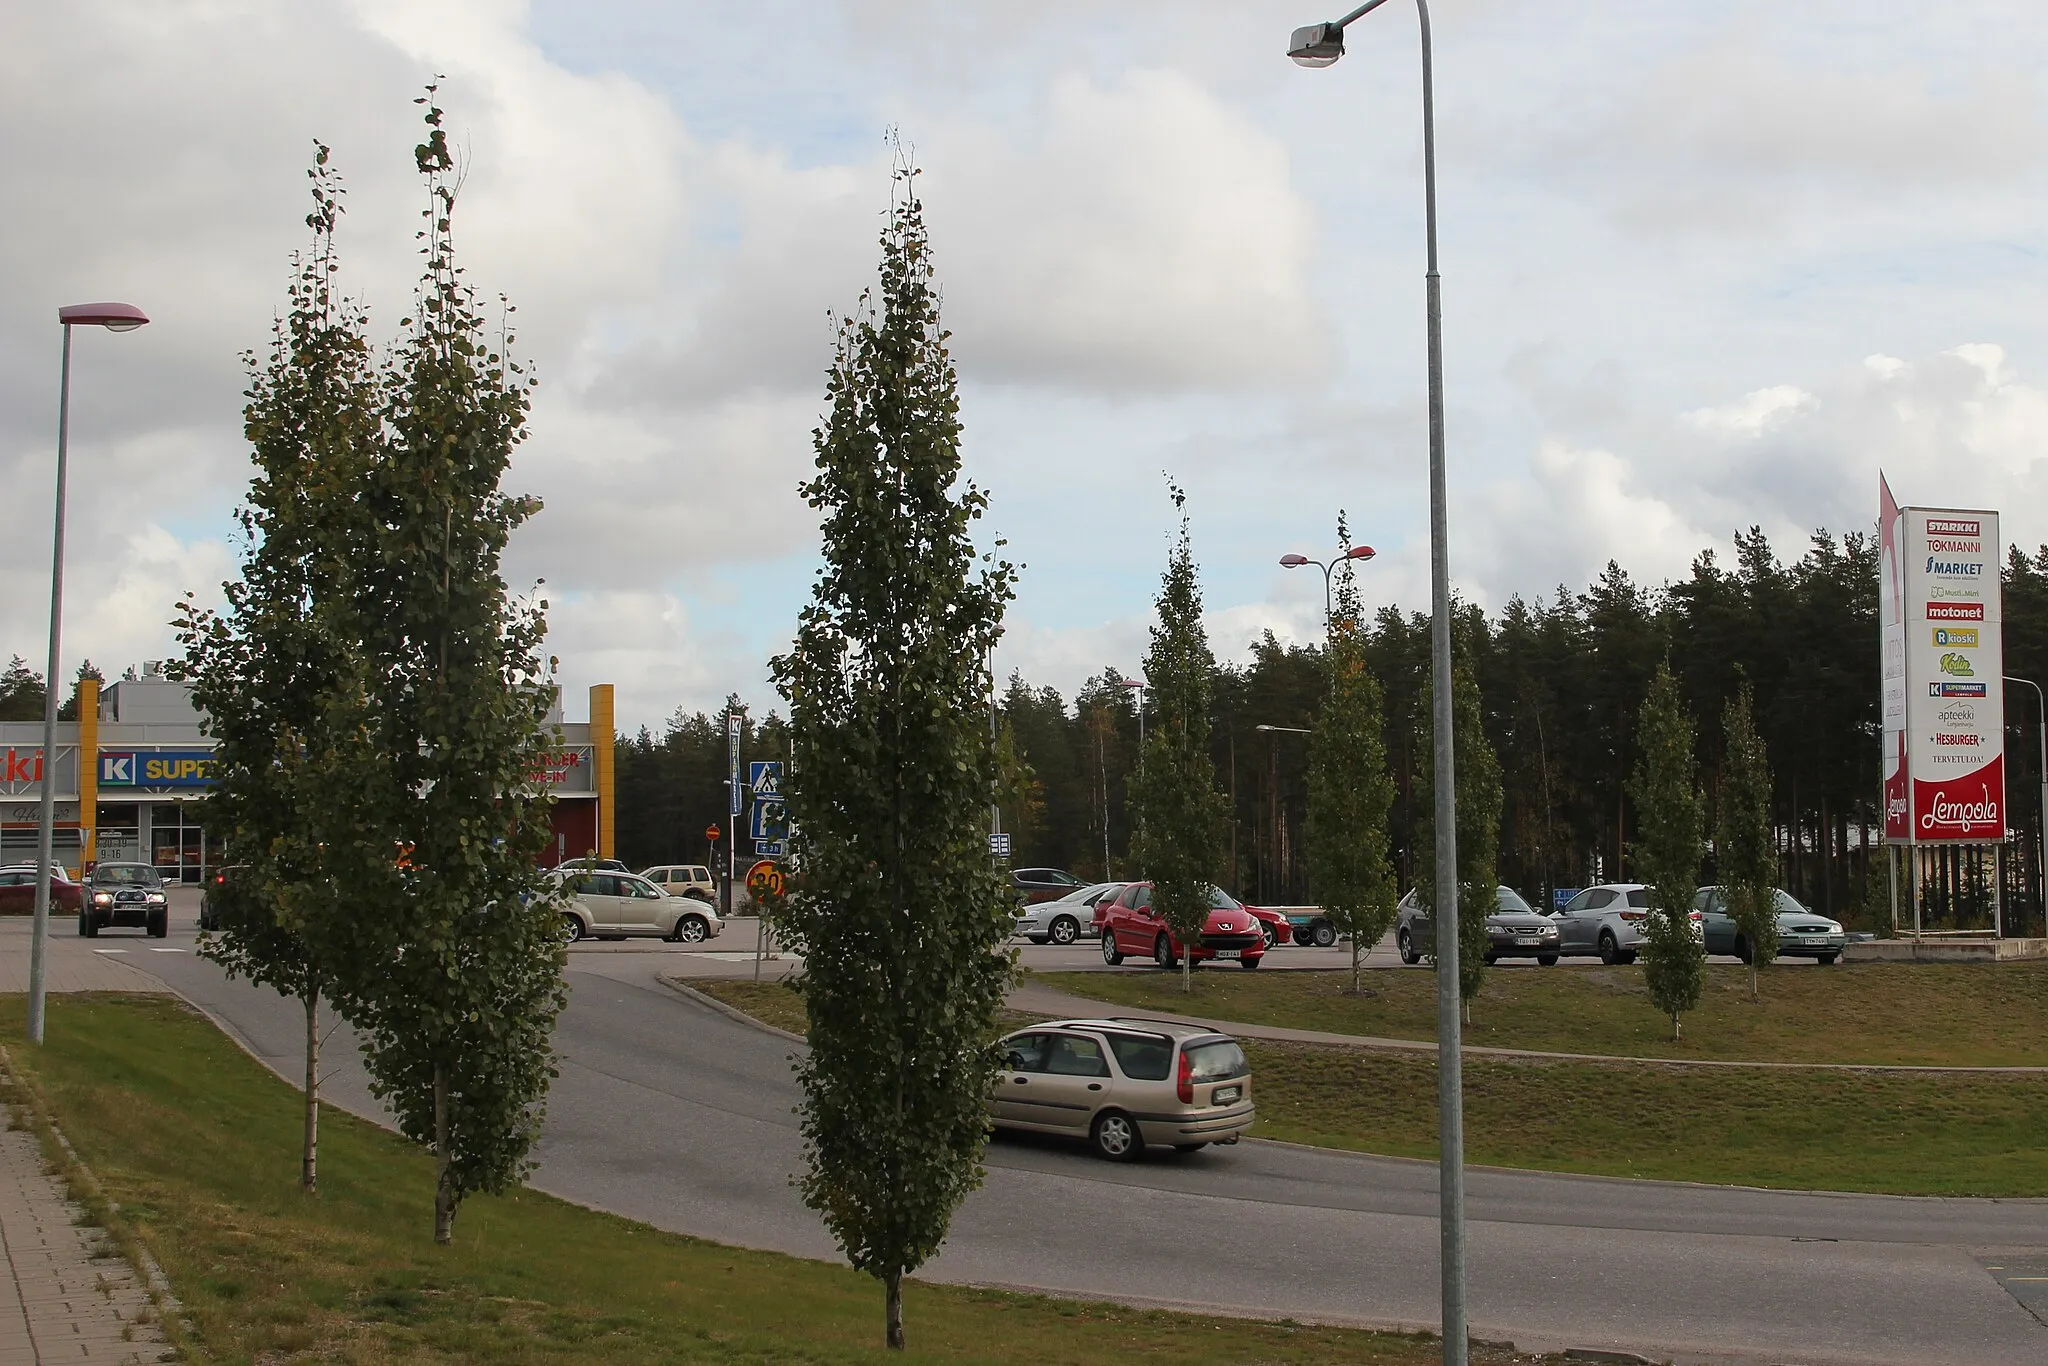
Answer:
[94,892,112,905]
[147,893,166,904]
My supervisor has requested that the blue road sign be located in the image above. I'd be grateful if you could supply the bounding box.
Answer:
[750,798,788,842]
[727,715,742,815]
[754,840,788,858]
[988,832,1012,859]
[750,761,782,799]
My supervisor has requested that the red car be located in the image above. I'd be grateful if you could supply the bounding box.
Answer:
[1099,882,1267,970]
[0,864,83,915]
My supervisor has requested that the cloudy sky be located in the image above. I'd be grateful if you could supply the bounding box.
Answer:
[4,0,2046,731]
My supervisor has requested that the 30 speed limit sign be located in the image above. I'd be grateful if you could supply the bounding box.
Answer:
[746,860,786,899]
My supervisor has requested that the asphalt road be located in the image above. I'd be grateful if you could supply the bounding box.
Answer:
[42,907,2048,1366]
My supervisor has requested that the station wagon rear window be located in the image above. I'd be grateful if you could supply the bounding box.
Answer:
[1184,1040,1248,1082]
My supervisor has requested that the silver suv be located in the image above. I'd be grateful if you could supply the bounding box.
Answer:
[992,1017,1253,1161]
[547,868,724,944]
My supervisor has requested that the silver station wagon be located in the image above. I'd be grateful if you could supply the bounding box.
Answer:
[991,1017,1254,1161]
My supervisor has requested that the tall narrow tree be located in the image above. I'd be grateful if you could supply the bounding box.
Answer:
[172,144,379,1193]
[336,90,565,1244]
[1632,660,1707,1039]
[1305,518,1396,994]
[1719,679,1778,1000]
[770,158,1017,1351]
[1416,655,1503,1016]
[1128,486,1230,993]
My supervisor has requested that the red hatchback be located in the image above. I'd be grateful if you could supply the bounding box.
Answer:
[1099,882,1267,970]
[0,864,82,915]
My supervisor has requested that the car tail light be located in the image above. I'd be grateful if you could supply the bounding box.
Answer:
[1176,1048,1194,1105]
[1619,910,1647,922]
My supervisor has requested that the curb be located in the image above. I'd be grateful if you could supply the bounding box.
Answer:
[655,975,806,1045]
[0,1039,202,1358]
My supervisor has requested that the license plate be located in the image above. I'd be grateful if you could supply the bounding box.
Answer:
[1211,949,1240,960]
[1212,1085,1241,1105]
[1516,936,1541,946]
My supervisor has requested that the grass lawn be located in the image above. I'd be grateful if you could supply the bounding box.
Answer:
[1035,961,2048,1067]
[0,994,1544,1366]
[693,978,2048,1197]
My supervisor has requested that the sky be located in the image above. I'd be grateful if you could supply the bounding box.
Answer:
[4,0,2047,732]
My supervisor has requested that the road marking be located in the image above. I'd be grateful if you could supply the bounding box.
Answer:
[91,948,128,955]
[146,947,187,954]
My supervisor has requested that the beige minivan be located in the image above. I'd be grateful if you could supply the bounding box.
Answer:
[639,864,716,901]
[992,1017,1253,1161]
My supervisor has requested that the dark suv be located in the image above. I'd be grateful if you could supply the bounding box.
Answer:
[80,861,170,938]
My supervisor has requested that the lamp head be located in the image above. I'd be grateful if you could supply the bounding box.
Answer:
[1279,553,1311,568]
[1288,22,1345,68]
[1346,545,1377,561]
[58,302,149,332]
[1120,679,1145,690]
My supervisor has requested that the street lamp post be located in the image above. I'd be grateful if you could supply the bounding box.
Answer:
[1119,678,1147,757]
[1288,7,1468,1361]
[29,302,150,1047]
[2007,676,2048,936]
[1280,544,1377,632]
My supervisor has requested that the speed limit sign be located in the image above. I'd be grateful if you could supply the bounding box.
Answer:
[746,859,786,899]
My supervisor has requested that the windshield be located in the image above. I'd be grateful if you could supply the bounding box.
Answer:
[93,864,160,887]
[1772,890,1812,915]
[1494,887,1535,914]
[1206,886,1244,910]
[1056,882,1112,904]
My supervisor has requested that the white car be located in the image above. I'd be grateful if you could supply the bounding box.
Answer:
[547,868,724,944]
[1015,881,1126,945]
[1550,883,1701,964]
[639,863,716,901]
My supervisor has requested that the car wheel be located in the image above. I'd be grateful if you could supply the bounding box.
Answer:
[1537,954,1558,967]
[76,912,88,937]
[1153,934,1178,970]
[1734,935,1753,965]
[1239,954,1262,970]
[1817,951,1840,965]
[1598,931,1621,966]
[1027,934,1050,945]
[1398,927,1421,965]
[84,913,98,939]
[148,910,168,939]
[1049,916,1080,946]
[1090,1110,1143,1162]
[1311,921,1338,948]
[672,915,709,944]
[1482,951,1499,966]
[1260,922,1278,951]
[561,913,586,944]
[1101,933,1124,966]
[1621,951,1639,965]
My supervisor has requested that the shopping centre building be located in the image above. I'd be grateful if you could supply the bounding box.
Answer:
[0,672,616,881]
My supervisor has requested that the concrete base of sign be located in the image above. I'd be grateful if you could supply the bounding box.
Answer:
[1845,937,2048,964]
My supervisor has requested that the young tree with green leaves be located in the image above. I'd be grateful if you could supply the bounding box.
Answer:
[769,158,1017,1352]
[1718,679,1778,1000]
[1128,486,1230,994]
[1416,656,1504,1018]
[333,90,566,1244]
[172,144,380,1194]
[1305,521,1396,995]
[1631,660,1707,1039]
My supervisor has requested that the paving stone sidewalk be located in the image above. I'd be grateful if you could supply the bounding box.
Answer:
[0,1113,170,1364]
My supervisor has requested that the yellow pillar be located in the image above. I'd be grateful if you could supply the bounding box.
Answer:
[590,684,615,861]
[77,677,100,874]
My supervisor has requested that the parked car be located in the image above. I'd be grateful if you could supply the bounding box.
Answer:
[1547,883,1702,964]
[558,856,629,873]
[1245,904,1294,950]
[639,864,717,902]
[1283,909,1339,947]
[991,1017,1254,1160]
[80,861,169,938]
[199,864,250,931]
[546,868,724,943]
[1396,885,1561,966]
[1011,867,1086,906]
[0,864,82,915]
[1097,882,1266,970]
[1693,886,1847,965]
[1015,881,1124,944]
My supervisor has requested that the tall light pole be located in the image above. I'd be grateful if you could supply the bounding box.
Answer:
[2007,675,2048,937]
[29,302,150,1046]
[1119,678,1148,757]
[1280,544,1377,634]
[1289,8,1467,1361]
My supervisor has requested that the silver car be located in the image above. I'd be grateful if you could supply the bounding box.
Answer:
[1694,887,1847,964]
[1014,881,1125,945]
[991,1017,1253,1160]
[546,868,725,944]
[1551,883,1704,963]
[1395,885,1561,966]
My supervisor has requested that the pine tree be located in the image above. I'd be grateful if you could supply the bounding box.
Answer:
[769,156,1017,1351]
[1631,660,1706,1040]
[1416,655,1503,1017]
[335,89,565,1244]
[1305,517,1396,994]
[1128,486,1230,994]
[1719,679,1778,1000]
[0,657,44,722]
[171,143,381,1194]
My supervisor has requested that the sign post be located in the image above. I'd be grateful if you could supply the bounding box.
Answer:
[725,711,742,922]
[746,859,786,981]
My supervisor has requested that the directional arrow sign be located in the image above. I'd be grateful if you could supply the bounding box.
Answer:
[749,798,788,842]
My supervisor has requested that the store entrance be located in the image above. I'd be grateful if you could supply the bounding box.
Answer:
[150,808,205,884]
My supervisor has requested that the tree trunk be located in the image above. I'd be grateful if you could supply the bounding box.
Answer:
[301,979,320,1194]
[885,1268,904,1350]
[433,1063,455,1245]
[1351,935,1362,995]
[1747,959,1758,1005]
[1181,951,1191,994]
[1672,1011,1683,1042]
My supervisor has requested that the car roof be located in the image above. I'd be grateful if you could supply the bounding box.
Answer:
[1028,1016,1235,1046]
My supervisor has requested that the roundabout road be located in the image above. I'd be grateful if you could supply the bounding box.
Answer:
[80,910,2048,1366]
